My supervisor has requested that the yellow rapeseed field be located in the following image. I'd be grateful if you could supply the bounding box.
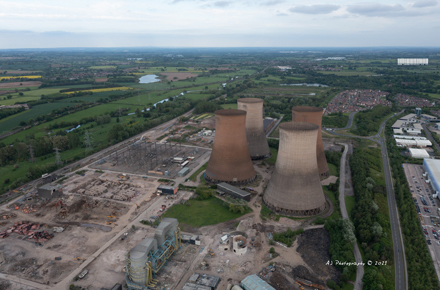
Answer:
[62,87,132,94]
[0,75,41,80]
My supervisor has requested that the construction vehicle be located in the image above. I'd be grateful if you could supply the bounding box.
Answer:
[135,204,140,209]
[107,215,116,219]
[14,204,19,210]
[121,232,129,241]
[208,248,215,258]
[296,278,324,290]
[74,257,84,261]
[106,222,114,225]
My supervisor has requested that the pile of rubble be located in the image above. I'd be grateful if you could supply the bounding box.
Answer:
[0,221,54,242]
[259,263,276,280]
[22,204,36,214]
[73,179,140,201]
[0,212,16,220]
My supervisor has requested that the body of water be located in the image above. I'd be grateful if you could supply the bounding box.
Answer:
[139,74,160,84]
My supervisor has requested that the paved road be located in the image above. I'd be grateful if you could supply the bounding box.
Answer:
[328,111,408,290]
[422,123,440,153]
[338,143,364,290]
[265,115,283,137]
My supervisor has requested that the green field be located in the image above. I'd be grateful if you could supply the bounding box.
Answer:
[266,147,278,164]
[328,163,338,176]
[0,102,73,134]
[0,88,66,106]
[163,197,251,227]
[221,104,238,109]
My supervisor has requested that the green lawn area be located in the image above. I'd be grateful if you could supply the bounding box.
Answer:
[266,147,278,165]
[0,88,68,106]
[428,93,440,99]
[323,188,340,220]
[341,282,354,290]
[345,196,355,219]
[328,163,338,176]
[221,104,237,109]
[163,197,251,227]
[189,162,208,181]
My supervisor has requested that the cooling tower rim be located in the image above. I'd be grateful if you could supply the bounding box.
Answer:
[292,106,323,113]
[237,98,263,103]
[215,109,246,116]
[280,121,318,131]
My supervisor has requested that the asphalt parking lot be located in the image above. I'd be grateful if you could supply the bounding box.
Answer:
[403,163,440,278]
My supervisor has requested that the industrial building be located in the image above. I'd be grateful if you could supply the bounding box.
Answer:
[182,273,220,290]
[241,274,276,290]
[37,184,63,199]
[237,98,271,160]
[409,148,430,159]
[395,139,432,148]
[397,58,429,65]
[292,106,329,179]
[216,182,251,201]
[156,185,178,195]
[263,118,276,134]
[125,218,181,290]
[415,107,422,116]
[423,159,440,198]
[263,122,326,216]
[205,109,256,185]
[421,114,438,122]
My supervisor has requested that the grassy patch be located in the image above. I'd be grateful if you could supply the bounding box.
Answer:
[162,197,251,227]
[323,187,340,220]
[189,162,208,182]
[266,147,278,165]
[328,163,338,176]
[221,103,238,109]
[345,196,355,219]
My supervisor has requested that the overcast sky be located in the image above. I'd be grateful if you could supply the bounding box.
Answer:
[1,0,439,48]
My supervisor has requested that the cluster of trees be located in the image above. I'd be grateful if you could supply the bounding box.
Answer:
[322,112,349,128]
[0,106,25,121]
[385,116,439,289]
[325,219,357,290]
[193,101,223,114]
[351,105,392,136]
[0,133,81,167]
[272,228,304,247]
[325,150,342,172]
[350,147,393,290]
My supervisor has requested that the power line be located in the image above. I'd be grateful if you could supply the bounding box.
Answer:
[54,147,63,166]
[84,131,94,153]
[28,144,36,163]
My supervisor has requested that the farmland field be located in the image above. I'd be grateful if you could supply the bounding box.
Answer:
[221,104,237,109]
[0,88,67,105]
[319,70,375,76]
[62,87,132,94]
[0,76,41,80]
[0,81,42,88]
[0,102,73,134]
[160,72,199,81]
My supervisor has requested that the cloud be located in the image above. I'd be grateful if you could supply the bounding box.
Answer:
[213,1,230,7]
[262,0,285,6]
[289,4,340,14]
[347,3,405,16]
[276,12,288,16]
[412,0,438,8]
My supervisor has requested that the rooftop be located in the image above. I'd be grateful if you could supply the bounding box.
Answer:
[218,182,250,198]
[39,183,63,191]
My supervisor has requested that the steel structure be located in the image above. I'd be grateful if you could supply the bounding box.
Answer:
[125,218,181,290]
[263,122,326,216]
[205,109,256,185]
[292,106,329,180]
[237,98,271,160]
[94,141,182,174]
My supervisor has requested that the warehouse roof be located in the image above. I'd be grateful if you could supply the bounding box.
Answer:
[409,148,430,159]
[393,128,403,134]
[424,159,440,194]
[392,120,406,128]
[39,184,63,191]
[241,274,276,290]
[400,113,417,120]
[157,185,176,190]
[217,182,250,199]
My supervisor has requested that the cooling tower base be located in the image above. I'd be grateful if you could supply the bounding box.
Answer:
[320,171,330,180]
[205,173,257,186]
[263,198,327,217]
[250,153,271,161]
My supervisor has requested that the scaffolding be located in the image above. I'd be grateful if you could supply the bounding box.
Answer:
[125,218,182,290]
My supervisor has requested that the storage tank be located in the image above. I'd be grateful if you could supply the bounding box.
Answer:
[292,106,329,179]
[263,122,326,216]
[205,109,256,185]
[237,98,271,160]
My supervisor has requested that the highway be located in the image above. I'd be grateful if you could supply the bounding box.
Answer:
[329,111,408,290]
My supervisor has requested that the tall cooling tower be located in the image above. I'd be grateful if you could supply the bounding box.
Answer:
[237,98,271,160]
[205,109,256,185]
[263,122,326,216]
[292,106,329,179]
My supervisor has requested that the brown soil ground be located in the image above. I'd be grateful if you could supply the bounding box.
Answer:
[0,81,42,88]
[296,228,341,283]
[0,90,14,95]
[95,78,108,82]
[160,72,198,81]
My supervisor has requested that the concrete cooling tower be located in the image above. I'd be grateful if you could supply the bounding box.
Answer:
[205,109,256,185]
[292,106,329,179]
[263,122,326,216]
[237,98,271,160]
